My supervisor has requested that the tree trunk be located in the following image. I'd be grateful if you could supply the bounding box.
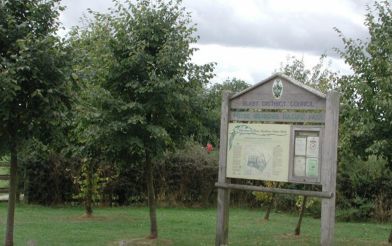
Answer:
[15,174,20,204]
[264,193,275,221]
[146,152,158,239]
[295,196,307,236]
[23,166,29,204]
[388,229,392,243]
[85,161,93,217]
[5,139,18,246]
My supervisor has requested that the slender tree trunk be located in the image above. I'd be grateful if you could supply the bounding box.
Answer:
[85,161,93,217]
[294,196,307,236]
[146,152,158,239]
[15,175,20,204]
[5,139,18,246]
[23,166,29,204]
[264,193,275,221]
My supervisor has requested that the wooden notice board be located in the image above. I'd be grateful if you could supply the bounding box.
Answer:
[215,73,339,246]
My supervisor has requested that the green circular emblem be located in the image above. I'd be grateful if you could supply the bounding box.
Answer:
[272,79,283,99]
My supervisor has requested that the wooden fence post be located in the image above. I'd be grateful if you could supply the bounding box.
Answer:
[215,91,232,246]
[320,91,339,246]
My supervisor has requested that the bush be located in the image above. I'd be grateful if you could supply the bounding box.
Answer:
[155,141,218,206]
[337,155,392,222]
[19,139,79,205]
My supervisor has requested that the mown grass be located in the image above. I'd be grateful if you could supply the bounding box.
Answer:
[0,203,390,245]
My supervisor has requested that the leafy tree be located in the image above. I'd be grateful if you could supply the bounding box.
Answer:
[335,0,392,240]
[278,55,338,93]
[0,1,72,244]
[67,12,116,216]
[204,78,250,145]
[99,0,214,238]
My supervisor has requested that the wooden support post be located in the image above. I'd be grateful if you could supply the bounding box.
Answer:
[215,91,232,246]
[320,91,339,246]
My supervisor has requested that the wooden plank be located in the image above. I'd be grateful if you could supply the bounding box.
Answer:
[320,91,339,246]
[230,111,325,123]
[215,91,232,246]
[215,182,332,198]
[230,78,326,110]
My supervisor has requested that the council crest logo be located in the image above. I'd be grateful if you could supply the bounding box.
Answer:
[272,79,283,99]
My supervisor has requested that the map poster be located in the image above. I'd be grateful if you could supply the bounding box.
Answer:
[226,123,291,182]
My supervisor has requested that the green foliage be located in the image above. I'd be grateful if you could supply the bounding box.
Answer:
[295,196,316,210]
[19,138,78,205]
[97,0,215,161]
[278,55,338,93]
[156,140,218,206]
[336,1,392,166]
[337,155,392,222]
[252,181,276,205]
[0,0,73,147]
[203,78,250,145]
[0,179,9,188]
[0,155,10,163]
[335,1,392,224]
[72,159,101,205]
[66,11,115,161]
[0,166,9,175]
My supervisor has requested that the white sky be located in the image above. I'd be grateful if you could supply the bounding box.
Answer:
[59,0,374,84]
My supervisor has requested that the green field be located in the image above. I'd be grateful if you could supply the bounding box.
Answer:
[0,204,390,245]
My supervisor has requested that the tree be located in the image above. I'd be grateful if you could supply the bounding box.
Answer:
[67,12,116,216]
[278,55,338,93]
[0,1,72,245]
[335,0,392,241]
[99,0,214,238]
[204,78,250,145]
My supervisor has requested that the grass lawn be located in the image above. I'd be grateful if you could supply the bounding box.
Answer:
[0,203,390,245]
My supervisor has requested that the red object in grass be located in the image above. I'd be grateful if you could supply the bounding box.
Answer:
[206,143,213,153]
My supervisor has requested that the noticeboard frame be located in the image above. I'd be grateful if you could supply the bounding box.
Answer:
[288,125,324,184]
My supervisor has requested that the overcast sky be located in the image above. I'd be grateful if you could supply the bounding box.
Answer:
[59,0,375,84]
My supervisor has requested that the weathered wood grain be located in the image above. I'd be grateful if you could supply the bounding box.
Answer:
[231,77,326,110]
[215,182,332,198]
[215,91,232,246]
[320,91,339,246]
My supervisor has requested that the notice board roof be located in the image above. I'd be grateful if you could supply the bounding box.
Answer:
[231,73,326,100]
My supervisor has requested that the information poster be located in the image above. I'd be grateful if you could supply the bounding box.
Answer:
[306,158,318,176]
[226,123,291,182]
[294,137,306,156]
[293,132,320,178]
[294,156,306,176]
